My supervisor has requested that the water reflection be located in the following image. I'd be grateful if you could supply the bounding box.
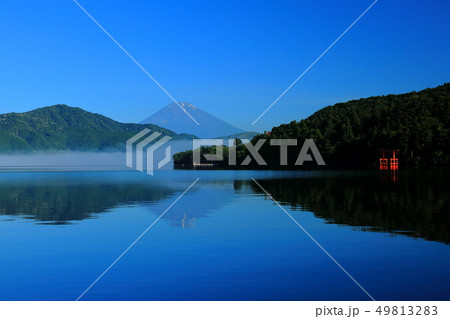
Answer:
[167,213,197,228]
[249,170,450,244]
[147,182,238,228]
[379,170,399,182]
[1,170,449,245]
[0,172,179,223]
[0,172,236,227]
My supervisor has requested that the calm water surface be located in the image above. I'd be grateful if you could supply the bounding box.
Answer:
[0,169,449,300]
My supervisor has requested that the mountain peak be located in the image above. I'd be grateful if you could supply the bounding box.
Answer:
[167,102,197,110]
[141,102,245,138]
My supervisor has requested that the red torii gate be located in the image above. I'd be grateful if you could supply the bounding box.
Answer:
[379,149,399,170]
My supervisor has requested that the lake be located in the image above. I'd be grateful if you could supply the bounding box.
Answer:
[0,169,449,301]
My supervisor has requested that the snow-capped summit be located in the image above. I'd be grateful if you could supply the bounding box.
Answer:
[140,102,245,138]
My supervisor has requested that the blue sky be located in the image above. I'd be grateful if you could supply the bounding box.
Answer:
[0,0,449,133]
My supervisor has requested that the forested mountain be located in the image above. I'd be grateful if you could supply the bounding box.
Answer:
[0,104,194,152]
[174,83,450,168]
[265,83,450,168]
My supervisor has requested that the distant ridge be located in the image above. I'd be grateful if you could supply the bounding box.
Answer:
[216,131,260,140]
[140,102,248,138]
[0,104,194,152]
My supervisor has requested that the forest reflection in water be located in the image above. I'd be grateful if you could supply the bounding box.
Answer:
[247,169,450,244]
[0,170,448,243]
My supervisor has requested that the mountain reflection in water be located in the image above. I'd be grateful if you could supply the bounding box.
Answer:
[0,170,448,244]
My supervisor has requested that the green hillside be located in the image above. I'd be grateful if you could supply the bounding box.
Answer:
[264,83,450,168]
[174,83,450,168]
[0,104,194,152]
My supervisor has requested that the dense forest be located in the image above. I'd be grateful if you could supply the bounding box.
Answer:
[0,104,194,152]
[174,83,450,169]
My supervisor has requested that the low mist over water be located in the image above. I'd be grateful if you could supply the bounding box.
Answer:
[0,152,126,170]
[0,140,194,171]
